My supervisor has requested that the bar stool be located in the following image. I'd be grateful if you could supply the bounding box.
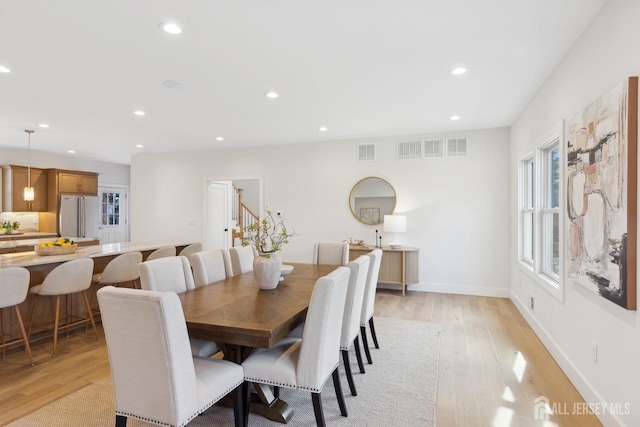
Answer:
[0,267,34,365]
[146,246,176,260]
[88,251,142,318]
[27,258,98,358]
[177,243,202,258]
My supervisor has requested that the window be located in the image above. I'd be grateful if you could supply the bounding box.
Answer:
[101,192,121,226]
[518,125,563,301]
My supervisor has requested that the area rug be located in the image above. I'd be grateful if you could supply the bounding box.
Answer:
[9,317,441,427]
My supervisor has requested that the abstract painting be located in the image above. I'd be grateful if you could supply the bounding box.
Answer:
[566,77,638,310]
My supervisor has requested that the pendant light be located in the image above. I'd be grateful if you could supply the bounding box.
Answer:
[24,129,34,202]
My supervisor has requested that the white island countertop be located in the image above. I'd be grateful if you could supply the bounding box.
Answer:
[0,240,196,268]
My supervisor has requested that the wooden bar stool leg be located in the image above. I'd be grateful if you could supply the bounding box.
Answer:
[15,306,34,365]
[53,296,61,358]
[1,307,5,360]
[82,290,99,340]
[27,294,39,339]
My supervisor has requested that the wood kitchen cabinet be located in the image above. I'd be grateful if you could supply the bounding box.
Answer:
[1,165,48,212]
[349,245,419,296]
[48,169,98,195]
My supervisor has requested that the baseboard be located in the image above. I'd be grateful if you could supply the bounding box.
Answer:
[510,291,623,427]
[377,281,511,298]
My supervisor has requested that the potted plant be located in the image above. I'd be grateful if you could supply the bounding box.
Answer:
[243,209,297,289]
[1,220,20,235]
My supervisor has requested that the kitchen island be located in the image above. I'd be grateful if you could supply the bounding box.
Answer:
[0,240,196,345]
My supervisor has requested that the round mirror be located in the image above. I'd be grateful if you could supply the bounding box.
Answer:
[349,177,396,225]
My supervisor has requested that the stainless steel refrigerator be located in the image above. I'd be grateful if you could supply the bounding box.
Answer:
[58,194,100,238]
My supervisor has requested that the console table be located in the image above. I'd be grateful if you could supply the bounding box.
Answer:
[349,245,419,296]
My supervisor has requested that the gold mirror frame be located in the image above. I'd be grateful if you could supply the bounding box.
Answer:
[348,177,396,225]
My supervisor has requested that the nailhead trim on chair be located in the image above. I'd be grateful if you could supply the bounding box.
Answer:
[244,362,337,394]
[116,379,243,427]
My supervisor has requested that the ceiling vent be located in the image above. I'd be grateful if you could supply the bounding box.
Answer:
[424,138,445,158]
[447,137,468,157]
[357,143,376,162]
[397,140,422,160]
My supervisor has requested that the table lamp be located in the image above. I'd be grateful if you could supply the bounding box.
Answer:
[384,215,406,248]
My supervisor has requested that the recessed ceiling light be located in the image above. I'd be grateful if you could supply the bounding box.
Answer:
[159,22,182,35]
[451,67,467,75]
[68,150,76,154]
[38,123,50,128]
[136,144,144,148]
[0,66,10,73]
[134,110,146,116]
[319,126,328,132]
[265,91,278,99]
[450,115,461,121]
[215,137,224,141]
[163,80,187,90]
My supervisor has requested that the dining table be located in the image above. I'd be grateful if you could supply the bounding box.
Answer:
[178,262,338,424]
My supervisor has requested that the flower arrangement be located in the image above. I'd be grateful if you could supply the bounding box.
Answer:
[243,209,297,257]
[1,220,20,234]
[39,237,75,247]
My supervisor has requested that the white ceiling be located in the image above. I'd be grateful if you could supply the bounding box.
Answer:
[0,0,607,165]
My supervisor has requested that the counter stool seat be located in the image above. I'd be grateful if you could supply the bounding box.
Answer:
[0,267,34,365]
[27,258,98,358]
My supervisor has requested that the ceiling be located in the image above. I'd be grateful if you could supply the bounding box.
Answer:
[0,0,607,165]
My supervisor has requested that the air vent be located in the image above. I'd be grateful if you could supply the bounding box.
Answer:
[447,137,468,157]
[424,138,444,158]
[357,143,375,162]
[397,140,422,160]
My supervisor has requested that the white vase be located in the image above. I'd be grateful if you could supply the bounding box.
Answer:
[253,253,282,290]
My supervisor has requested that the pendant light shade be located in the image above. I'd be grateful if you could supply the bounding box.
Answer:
[24,129,34,202]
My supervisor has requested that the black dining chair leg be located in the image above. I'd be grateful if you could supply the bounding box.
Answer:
[311,392,326,427]
[332,367,348,417]
[232,384,243,427]
[341,350,357,396]
[360,326,373,364]
[115,414,127,427]
[354,336,365,374]
[369,317,380,349]
[242,381,252,427]
[273,385,280,398]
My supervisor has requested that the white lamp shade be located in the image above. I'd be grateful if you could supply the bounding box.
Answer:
[384,215,406,233]
[24,187,34,202]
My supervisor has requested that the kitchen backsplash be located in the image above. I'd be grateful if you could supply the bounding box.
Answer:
[0,212,39,232]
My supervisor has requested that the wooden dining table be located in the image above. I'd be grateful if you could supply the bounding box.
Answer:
[178,262,338,423]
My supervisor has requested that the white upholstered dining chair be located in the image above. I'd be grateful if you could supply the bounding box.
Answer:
[242,266,350,427]
[360,248,383,364]
[189,249,231,287]
[228,245,257,276]
[97,286,245,427]
[139,256,220,358]
[312,241,349,266]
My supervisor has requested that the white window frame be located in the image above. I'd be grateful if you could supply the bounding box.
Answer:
[518,122,564,301]
[519,154,535,267]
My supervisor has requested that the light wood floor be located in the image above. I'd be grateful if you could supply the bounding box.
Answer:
[0,290,602,426]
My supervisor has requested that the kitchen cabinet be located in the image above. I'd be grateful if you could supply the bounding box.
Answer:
[1,165,48,212]
[349,245,419,296]
[49,169,98,195]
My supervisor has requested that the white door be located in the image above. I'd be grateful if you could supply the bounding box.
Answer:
[205,181,232,250]
[98,186,129,244]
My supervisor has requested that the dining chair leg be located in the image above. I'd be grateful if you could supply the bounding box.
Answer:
[369,317,380,349]
[242,381,252,427]
[332,367,348,417]
[52,296,61,357]
[115,414,127,426]
[354,336,365,374]
[232,384,243,427]
[360,326,373,364]
[14,306,34,365]
[311,392,326,427]
[273,385,280,398]
[341,350,357,396]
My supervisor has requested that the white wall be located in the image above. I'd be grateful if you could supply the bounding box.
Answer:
[131,127,510,296]
[510,1,640,426]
